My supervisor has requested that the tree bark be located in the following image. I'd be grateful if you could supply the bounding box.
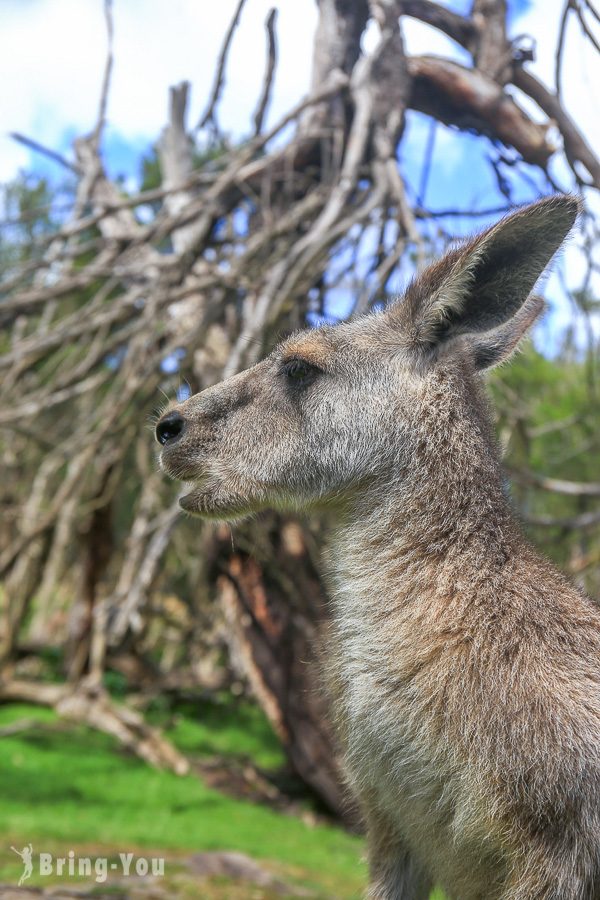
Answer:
[213,518,354,822]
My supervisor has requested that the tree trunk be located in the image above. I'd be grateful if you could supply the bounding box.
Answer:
[66,468,114,681]
[213,517,354,823]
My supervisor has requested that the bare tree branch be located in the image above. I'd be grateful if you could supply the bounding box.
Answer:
[197,0,248,132]
[253,8,279,137]
[399,0,476,48]
[509,468,600,497]
[9,132,79,174]
[91,0,115,150]
[556,0,572,100]
[512,67,600,188]
[408,55,554,167]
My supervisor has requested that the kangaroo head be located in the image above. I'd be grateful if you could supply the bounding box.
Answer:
[156,196,578,520]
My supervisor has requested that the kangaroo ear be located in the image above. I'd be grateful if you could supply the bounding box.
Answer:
[389,195,580,354]
[471,295,545,370]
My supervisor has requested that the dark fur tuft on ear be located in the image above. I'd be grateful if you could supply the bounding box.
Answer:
[387,195,580,355]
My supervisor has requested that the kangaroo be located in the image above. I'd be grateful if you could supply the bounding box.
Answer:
[156,195,600,899]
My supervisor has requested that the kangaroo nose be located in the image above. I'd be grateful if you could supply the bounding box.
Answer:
[156,411,186,446]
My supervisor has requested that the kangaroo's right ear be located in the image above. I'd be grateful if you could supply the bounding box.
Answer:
[386,194,579,357]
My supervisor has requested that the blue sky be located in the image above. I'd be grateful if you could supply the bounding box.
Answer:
[0,0,598,349]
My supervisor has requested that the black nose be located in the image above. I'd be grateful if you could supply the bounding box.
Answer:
[156,411,185,446]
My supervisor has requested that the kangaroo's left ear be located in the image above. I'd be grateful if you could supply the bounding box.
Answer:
[470,294,545,370]
[388,194,580,358]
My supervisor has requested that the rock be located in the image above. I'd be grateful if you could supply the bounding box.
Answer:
[186,851,313,896]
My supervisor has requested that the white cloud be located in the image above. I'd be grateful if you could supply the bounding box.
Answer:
[0,0,318,180]
[0,0,106,179]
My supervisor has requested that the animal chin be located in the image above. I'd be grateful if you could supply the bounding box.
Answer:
[178,488,205,515]
[178,482,249,521]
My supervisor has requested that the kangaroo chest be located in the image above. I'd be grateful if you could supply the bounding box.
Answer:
[328,576,505,899]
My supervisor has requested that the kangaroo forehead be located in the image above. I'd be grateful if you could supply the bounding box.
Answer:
[279,329,337,366]
[279,318,390,364]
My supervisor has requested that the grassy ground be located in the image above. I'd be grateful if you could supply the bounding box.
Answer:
[0,697,366,898]
[0,696,446,898]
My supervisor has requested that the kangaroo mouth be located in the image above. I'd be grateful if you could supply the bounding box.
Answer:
[159,446,207,483]
[159,448,255,521]
[159,455,223,516]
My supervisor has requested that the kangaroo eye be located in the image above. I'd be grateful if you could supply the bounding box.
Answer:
[281,358,321,386]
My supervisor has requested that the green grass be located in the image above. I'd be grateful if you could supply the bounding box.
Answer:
[0,700,365,897]
[0,698,448,898]
[148,694,287,770]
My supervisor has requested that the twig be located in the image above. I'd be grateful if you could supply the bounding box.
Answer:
[9,132,79,174]
[0,680,190,775]
[509,467,600,497]
[574,0,600,55]
[253,8,279,137]
[525,509,600,530]
[0,717,42,737]
[513,67,600,187]
[582,0,600,25]
[197,0,248,132]
[555,0,572,100]
[416,203,514,218]
[91,0,115,150]
[398,0,476,48]
[417,119,436,207]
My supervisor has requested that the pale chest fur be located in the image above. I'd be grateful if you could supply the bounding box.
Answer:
[327,534,513,897]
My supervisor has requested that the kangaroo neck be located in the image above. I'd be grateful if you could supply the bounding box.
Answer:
[327,414,520,616]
